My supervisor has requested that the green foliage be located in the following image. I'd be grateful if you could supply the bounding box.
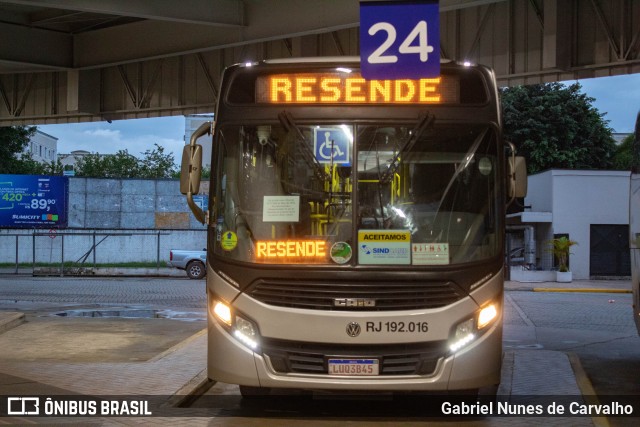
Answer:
[548,236,578,272]
[500,82,617,174]
[75,143,177,178]
[75,150,140,178]
[613,133,634,170]
[138,144,177,178]
[0,125,37,174]
[15,154,66,176]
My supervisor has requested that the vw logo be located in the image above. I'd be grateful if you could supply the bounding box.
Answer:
[346,322,361,337]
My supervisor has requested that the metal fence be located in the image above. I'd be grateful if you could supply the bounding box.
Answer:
[1,230,176,276]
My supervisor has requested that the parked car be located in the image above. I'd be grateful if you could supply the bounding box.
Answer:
[168,249,207,279]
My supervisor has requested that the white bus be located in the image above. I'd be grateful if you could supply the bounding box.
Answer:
[180,57,526,397]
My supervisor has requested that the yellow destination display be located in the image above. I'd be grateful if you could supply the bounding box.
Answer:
[256,240,327,260]
[255,73,459,104]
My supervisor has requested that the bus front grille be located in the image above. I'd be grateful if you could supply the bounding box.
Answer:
[261,339,447,376]
[247,279,465,311]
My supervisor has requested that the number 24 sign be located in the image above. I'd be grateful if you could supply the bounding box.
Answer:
[360,1,440,80]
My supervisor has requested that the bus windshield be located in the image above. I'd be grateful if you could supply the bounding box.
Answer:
[213,121,500,266]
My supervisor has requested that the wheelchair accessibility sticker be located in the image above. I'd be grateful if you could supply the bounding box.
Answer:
[314,128,350,165]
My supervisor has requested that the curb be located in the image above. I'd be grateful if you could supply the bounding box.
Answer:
[162,369,214,408]
[149,328,207,362]
[567,352,610,427]
[533,288,631,293]
[0,312,25,334]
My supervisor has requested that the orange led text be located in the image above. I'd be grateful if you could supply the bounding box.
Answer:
[256,240,327,259]
[264,75,442,104]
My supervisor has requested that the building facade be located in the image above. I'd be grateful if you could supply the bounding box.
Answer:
[509,169,631,281]
[23,130,58,163]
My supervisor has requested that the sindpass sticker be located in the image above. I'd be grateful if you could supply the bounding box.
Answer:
[358,230,410,265]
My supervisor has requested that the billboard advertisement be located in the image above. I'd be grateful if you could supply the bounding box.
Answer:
[0,174,69,229]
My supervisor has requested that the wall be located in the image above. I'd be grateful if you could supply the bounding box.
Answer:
[524,170,630,280]
[552,170,629,280]
[68,178,205,230]
[24,130,58,163]
[0,177,207,264]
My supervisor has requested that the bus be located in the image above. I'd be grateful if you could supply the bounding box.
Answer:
[629,110,640,335]
[180,57,527,396]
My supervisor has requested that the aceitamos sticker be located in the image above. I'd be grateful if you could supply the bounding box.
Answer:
[358,230,411,265]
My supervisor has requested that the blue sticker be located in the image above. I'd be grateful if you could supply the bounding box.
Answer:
[314,128,351,165]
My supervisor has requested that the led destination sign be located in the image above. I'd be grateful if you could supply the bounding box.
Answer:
[256,240,326,260]
[255,73,459,105]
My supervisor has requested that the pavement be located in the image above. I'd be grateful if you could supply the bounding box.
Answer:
[0,277,634,425]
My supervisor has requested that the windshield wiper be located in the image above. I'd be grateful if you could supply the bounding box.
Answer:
[435,126,489,214]
[278,111,331,182]
[379,112,435,183]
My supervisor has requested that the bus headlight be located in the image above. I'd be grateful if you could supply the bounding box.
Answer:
[233,316,259,350]
[477,304,498,329]
[212,299,261,351]
[449,303,499,353]
[213,300,232,325]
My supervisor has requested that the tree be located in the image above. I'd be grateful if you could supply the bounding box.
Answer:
[0,125,37,174]
[75,150,140,178]
[74,144,176,178]
[613,133,633,170]
[138,144,177,178]
[17,153,65,176]
[500,82,617,174]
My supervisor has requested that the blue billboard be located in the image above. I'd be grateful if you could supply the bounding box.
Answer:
[0,175,69,229]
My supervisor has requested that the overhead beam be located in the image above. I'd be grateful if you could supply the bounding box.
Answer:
[589,0,622,60]
[73,0,360,68]
[542,0,572,70]
[0,0,244,27]
[440,0,509,12]
[0,21,72,70]
[0,0,509,71]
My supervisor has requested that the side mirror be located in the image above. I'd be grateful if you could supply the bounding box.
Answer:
[180,144,203,195]
[508,156,527,199]
[180,121,212,224]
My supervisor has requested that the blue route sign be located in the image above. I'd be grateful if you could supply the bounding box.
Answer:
[360,1,440,80]
[0,174,69,229]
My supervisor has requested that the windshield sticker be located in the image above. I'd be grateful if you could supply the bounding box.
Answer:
[330,242,352,264]
[314,127,351,165]
[263,195,300,222]
[220,231,238,251]
[358,230,411,265]
[412,243,450,265]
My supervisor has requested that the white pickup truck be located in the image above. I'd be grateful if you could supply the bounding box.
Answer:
[168,249,207,279]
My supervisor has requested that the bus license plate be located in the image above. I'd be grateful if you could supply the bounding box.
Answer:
[328,359,379,376]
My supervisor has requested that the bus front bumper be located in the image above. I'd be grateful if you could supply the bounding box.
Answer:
[207,316,502,391]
